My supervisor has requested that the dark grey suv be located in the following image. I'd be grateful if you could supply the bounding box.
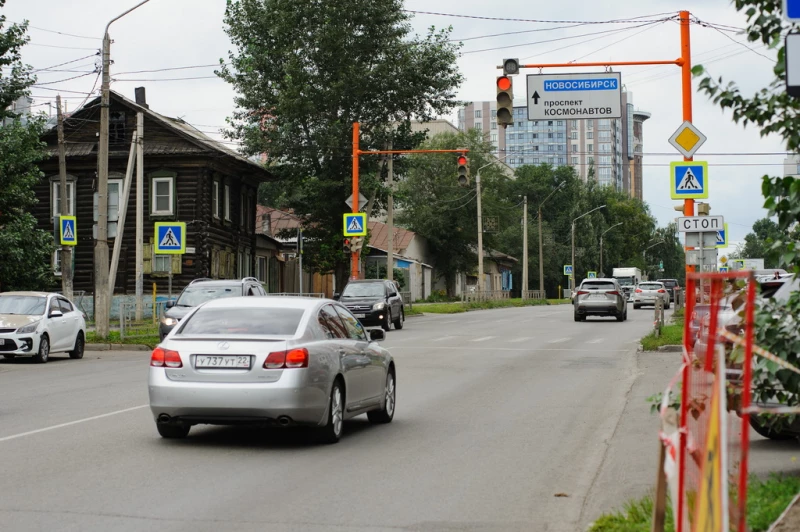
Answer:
[159,277,266,340]
[573,278,627,322]
[335,279,405,331]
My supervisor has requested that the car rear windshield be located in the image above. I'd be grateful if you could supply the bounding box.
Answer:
[659,280,678,288]
[176,285,243,307]
[582,282,616,290]
[639,283,663,290]
[341,283,384,298]
[178,307,304,336]
[0,295,47,315]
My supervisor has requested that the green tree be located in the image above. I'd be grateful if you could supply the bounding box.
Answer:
[219,0,463,286]
[737,217,783,268]
[0,4,54,291]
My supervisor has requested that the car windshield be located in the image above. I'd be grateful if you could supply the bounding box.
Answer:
[0,295,47,315]
[659,280,678,288]
[341,283,385,298]
[615,277,634,286]
[176,286,243,307]
[582,282,616,290]
[178,307,305,336]
[639,284,662,290]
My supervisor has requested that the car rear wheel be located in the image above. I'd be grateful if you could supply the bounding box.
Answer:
[633,303,641,309]
[156,423,190,439]
[573,311,581,322]
[616,311,625,322]
[382,310,392,332]
[318,381,344,444]
[69,332,85,359]
[749,416,795,441]
[33,334,49,364]
[393,309,404,330]
[368,371,396,424]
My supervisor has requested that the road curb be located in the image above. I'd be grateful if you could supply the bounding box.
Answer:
[656,345,683,352]
[86,343,151,352]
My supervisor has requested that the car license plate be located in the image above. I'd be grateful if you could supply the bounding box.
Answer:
[590,294,605,299]
[354,314,366,319]
[195,355,251,369]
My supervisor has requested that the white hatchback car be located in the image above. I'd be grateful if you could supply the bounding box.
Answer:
[0,292,87,363]
[632,282,671,310]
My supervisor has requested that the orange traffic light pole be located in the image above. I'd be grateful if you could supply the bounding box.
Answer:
[350,121,468,280]
[511,11,695,531]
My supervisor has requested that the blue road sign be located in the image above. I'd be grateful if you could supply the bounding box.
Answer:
[719,266,729,273]
[785,0,800,21]
[670,161,708,200]
[154,222,186,254]
[564,265,573,275]
[343,213,367,237]
[60,216,77,246]
[587,271,597,279]
[715,224,728,249]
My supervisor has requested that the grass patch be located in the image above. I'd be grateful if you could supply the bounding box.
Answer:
[589,474,800,532]
[640,315,685,351]
[412,298,552,315]
[405,306,424,317]
[547,298,571,305]
[87,330,160,348]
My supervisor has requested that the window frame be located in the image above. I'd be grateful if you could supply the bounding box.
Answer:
[224,184,231,221]
[150,171,176,216]
[212,180,220,219]
[51,179,76,220]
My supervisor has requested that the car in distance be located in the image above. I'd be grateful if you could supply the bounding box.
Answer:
[148,296,396,443]
[656,278,681,302]
[633,281,671,310]
[159,277,266,340]
[573,278,627,322]
[335,279,404,331]
[0,291,86,363]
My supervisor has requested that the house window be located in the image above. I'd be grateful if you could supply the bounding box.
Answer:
[151,174,175,215]
[547,133,553,139]
[558,158,564,164]
[571,157,578,164]
[572,144,578,153]
[587,121,593,129]
[154,255,171,272]
[491,122,497,130]
[491,133,498,142]
[51,181,75,218]
[257,256,268,283]
[53,249,61,275]
[491,110,497,118]
[212,180,220,219]
[93,177,123,238]
[587,132,594,140]
[557,132,564,139]
[587,144,593,153]
[474,122,482,131]
[224,184,231,221]
[240,195,245,227]
[599,167,612,177]
[532,158,539,164]
[109,111,126,144]
[547,121,553,126]
[548,145,555,151]
[475,110,481,118]
[571,132,577,140]
[600,143,612,152]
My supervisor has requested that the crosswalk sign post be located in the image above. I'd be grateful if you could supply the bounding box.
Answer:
[343,213,367,237]
[59,216,77,246]
[154,222,186,254]
[670,161,709,200]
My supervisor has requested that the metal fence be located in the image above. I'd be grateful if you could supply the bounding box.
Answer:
[521,290,546,300]
[119,299,168,340]
[461,290,511,303]
[399,292,413,310]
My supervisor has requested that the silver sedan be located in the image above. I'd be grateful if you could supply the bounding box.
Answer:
[148,296,396,444]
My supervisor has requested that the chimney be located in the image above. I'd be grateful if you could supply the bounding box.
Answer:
[134,87,149,109]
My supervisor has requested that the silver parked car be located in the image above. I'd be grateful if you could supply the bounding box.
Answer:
[148,296,396,444]
[633,281,671,310]
[573,278,627,322]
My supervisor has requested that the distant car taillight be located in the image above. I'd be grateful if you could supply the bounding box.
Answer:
[607,291,620,296]
[658,289,666,293]
[150,347,182,368]
[264,348,309,369]
[576,290,589,295]
[635,289,643,293]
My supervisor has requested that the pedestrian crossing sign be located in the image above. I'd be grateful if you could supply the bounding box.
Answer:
[587,271,597,279]
[719,266,729,273]
[670,161,708,200]
[60,216,77,246]
[343,213,367,237]
[154,222,186,254]
[715,223,728,249]
[564,265,573,275]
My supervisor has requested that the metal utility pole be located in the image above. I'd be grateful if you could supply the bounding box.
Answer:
[386,140,394,282]
[600,222,623,277]
[522,196,528,299]
[571,205,606,291]
[96,0,153,338]
[538,181,564,294]
[135,112,144,320]
[56,95,73,301]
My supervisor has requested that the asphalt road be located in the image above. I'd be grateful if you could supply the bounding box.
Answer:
[0,303,659,532]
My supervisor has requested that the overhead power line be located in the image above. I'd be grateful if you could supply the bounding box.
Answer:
[404,10,679,25]
[32,54,99,73]
[27,42,99,51]
[115,63,227,75]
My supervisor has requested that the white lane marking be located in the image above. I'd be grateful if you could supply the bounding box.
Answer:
[508,337,532,343]
[432,335,457,342]
[585,338,605,344]
[391,346,628,352]
[0,405,148,444]
[471,336,496,342]
[547,337,571,344]
[437,320,458,325]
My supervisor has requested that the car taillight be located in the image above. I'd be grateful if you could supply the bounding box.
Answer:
[607,291,620,296]
[150,347,182,368]
[635,289,642,293]
[658,289,666,293]
[576,290,589,295]
[264,348,308,369]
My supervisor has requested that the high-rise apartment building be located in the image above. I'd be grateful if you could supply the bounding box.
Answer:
[457,90,649,200]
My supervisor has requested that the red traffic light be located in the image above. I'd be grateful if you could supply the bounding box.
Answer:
[497,76,511,91]
[457,155,468,165]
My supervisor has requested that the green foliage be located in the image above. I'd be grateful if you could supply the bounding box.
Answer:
[589,494,673,532]
[640,323,684,351]
[0,6,54,291]
[414,297,550,314]
[736,217,783,268]
[219,0,463,284]
[364,264,406,290]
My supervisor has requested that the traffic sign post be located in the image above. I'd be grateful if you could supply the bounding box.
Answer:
[670,161,708,200]
[526,72,622,120]
[345,192,368,211]
[677,215,724,232]
[786,33,800,98]
[59,215,77,246]
[343,213,367,237]
[668,120,707,158]
[154,222,186,254]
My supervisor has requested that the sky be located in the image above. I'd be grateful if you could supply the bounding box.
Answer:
[3,0,790,253]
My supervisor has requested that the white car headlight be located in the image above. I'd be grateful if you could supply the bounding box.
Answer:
[17,320,41,334]
[161,317,178,327]
[373,302,386,311]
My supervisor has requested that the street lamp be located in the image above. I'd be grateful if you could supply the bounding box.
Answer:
[475,155,509,294]
[599,222,623,277]
[571,205,606,291]
[95,0,154,339]
[538,181,565,294]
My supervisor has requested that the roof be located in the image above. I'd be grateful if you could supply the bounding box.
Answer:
[45,90,271,178]
[0,291,54,297]
[367,221,415,251]
[485,249,518,263]
[256,206,302,240]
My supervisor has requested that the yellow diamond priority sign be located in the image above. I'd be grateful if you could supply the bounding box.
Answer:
[668,120,707,158]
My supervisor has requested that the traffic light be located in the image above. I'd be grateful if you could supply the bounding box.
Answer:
[502,58,520,75]
[457,154,470,187]
[343,238,352,254]
[351,237,364,252]
[496,75,513,127]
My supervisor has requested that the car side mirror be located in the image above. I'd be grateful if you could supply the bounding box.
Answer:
[49,310,63,318]
[389,292,397,298]
[333,293,340,301]
[369,328,386,342]
[166,300,175,309]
